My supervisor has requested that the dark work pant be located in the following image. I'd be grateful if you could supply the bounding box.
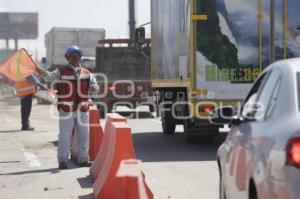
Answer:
[21,94,33,127]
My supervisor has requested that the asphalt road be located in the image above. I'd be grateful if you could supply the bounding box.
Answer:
[0,94,224,199]
[126,113,223,199]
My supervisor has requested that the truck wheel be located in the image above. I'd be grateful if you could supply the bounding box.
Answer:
[183,119,198,144]
[100,110,105,119]
[149,105,155,112]
[199,134,215,144]
[107,102,113,113]
[161,110,176,135]
[156,99,160,118]
[99,102,113,119]
[199,127,219,143]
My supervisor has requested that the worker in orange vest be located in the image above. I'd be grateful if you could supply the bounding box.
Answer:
[20,93,34,130]
[0,71,40,130]
[0,50,45,130]
[19,74,45,131]
[37,45,99,169]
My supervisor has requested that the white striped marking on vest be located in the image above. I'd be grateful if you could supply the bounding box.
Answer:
[61,75,76,80]
[15,85,35,92]
[79,75,90,79]
[59,101,74,106]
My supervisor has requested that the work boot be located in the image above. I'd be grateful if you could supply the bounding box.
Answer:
[58,162,68,169]
[21,125,35,131]
[77,161,92,167]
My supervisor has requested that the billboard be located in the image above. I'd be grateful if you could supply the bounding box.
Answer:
[196,0,300,84]
[0,12,38,39]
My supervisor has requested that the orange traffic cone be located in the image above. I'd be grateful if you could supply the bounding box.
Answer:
[114,159,153,199]
[93,122,136,199]
[89,107,104,161]
[90,113,127,179]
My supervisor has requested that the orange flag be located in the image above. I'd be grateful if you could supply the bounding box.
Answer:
[0,48,38,82]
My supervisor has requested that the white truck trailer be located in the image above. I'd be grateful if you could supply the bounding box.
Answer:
[44,27,105,70]
[141,0,299,142]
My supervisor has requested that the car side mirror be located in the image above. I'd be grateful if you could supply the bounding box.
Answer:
[209,106,235,125]
[231,116,245,125]
[135,27,146,51]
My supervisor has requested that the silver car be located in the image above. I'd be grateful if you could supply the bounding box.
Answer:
[212,58,300,199]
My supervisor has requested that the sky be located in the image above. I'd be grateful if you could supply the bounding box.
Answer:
[0,0,151,60]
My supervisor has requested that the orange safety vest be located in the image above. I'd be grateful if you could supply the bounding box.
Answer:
[14,79,36,97]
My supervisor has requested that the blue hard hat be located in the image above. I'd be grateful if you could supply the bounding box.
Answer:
[65,45,83,59]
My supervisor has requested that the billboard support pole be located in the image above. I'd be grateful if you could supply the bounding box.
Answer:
[270,0,275,63]
[283,0,287,59]
[258,0,263,72]
[5,39,9,50]
[14,39,18,50]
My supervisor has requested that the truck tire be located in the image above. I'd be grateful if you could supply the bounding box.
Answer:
[149,105,155,113]
[201,127,219,143]
[183,119,198,144]
[183,119,218,144]
[99,102,113,119]
[199,133,216,144]
[100,110,105,119]
[161,110,176,135]
[107,102,113,113]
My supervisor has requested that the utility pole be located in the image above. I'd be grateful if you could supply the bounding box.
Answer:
[128,0,136,40]
[6,39,9,50]
[14,38,18,50]
[270,0,275,63]
[258,0,263,71]
[283,0,287,59]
